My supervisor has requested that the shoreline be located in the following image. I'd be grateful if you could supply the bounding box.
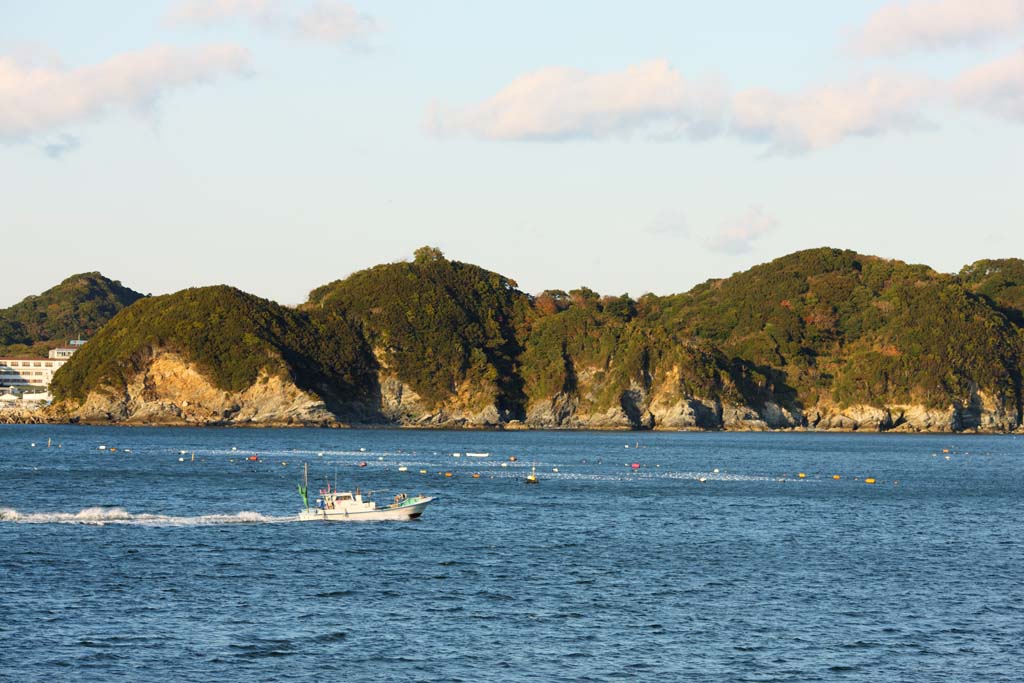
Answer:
[2,413,1021,435]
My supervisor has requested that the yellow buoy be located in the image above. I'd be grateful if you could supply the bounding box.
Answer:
[798,472,806,479]
[444,472,453,478]
[833,475,841,480]
[419,469,427,474]
[864,478,876,484]
[472,473,480,479]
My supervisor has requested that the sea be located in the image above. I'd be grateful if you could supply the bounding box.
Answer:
[0,425,1021,682]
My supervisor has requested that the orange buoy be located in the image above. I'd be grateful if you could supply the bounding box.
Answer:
[444,471,453,478]
[833,474,841,480]
[472,473,481,479]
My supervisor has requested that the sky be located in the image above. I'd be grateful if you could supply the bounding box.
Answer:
[1,0,1022,307]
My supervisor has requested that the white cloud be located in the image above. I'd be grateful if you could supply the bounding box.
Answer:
[425,60,726,141]
[294,2,377,46]
[732,75,935,153]
[952,48,1024,121]
[705,207,778,254]
[851,0,1024,55]
[166,0,377,47]
[0,45,250,140]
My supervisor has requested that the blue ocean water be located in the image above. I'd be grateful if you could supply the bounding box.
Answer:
[0,425,1021,682]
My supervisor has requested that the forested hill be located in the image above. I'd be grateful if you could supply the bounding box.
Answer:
[39,248,1024,431]
[0,273,144,358]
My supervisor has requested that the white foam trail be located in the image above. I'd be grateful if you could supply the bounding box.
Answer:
[662,471,776,482]
[0,506,297,526]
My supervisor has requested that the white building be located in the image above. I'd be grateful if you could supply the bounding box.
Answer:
[0,340,85,389]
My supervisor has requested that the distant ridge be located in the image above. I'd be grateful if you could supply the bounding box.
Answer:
[0,272,144,357]
[15,247,1024,432]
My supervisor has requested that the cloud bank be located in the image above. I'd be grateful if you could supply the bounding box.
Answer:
[0,45,250,140]
[166,0,377,47]
[426,60,726,141]
[427,61,939,151]
[851,0,1024,55]
[733,75,934,152]
[429,47,1024,152]
[952,48,1024,121]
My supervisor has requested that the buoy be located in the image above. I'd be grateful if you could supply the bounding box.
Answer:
[833,474,841,480]
[247,455,258,462]
[713,468,719,474]
[281,461,287,466]
[358,461,367,467]
[31,443,36,448]
[631,463,640,469]
[398,466,408,472]
[178,457,185,462]
[318,452,324,457]
[444,472,453,478]
[509,456,517,462]
[419,469,427,474]
[98,445,106,450]
[942,448,950,454]
[360,448,366,452]
[864,478,876,484]
[698,477,707,483]
[945,455,951,460]
[798,472,806,479]
[472,473,481,479]
[500,462,508,468]
[552,467,559,473]
[232,447,237,451]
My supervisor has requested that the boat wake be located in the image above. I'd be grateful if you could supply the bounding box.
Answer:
[0,506,297,526]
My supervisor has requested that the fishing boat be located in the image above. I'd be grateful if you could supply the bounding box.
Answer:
[297,464,436,522]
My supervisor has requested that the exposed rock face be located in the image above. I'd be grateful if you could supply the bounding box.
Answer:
[376,373,506,428]
[804,391,1021,433]
[65,353,339,426]
[39,353,1022,433]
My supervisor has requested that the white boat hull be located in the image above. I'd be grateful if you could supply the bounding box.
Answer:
[298,496,435,522]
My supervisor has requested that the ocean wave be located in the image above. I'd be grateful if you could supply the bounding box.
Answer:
[0,506,295,526]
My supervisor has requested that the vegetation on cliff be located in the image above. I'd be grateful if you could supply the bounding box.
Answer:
[50,286,377,416]
[0,272,144,358]
[33,246,1024,430]
[305,247,531,415]
[644,248,1022,412]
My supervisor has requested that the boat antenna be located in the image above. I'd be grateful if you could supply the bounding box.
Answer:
[298,462,310,511]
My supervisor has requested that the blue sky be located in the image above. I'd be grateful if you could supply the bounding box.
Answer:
[2,0,1022,307]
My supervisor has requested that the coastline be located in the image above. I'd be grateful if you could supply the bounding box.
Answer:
[4,410,1021,434]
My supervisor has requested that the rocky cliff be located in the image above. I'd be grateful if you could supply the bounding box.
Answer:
[59,352,340,426]
[38,247,1024,433]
